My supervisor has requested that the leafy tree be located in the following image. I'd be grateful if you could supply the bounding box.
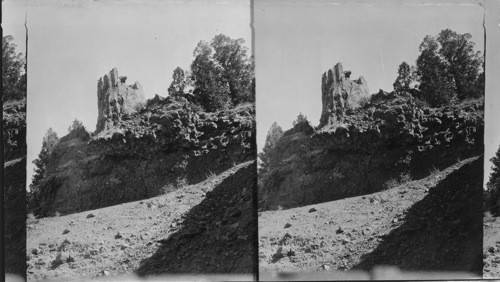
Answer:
[258,122,284,174]
[190,40,230,111]
[436,29,484,99]
[190,34,254,111]
[415,29,484,106]
[2,35,26,101]
[30,128,59,191]
[416,35,457,107]
[393,61,417,91]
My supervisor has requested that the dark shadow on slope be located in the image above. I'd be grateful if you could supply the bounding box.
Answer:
[135,161,256,275]
[4,157,27,278]
[353,156,483,275]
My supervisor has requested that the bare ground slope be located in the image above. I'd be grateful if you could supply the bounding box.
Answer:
[27,161,255,281]
[259,156,482,276]
[4,157,27,277]
[484,212,500,278]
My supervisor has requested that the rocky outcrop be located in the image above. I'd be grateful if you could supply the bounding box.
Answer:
[259,91,484,210]
[31,94,255,217]
[96,68,145,133]
[319,63,370,127]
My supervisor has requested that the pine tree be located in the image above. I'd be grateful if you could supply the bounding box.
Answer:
[258,122,284,174]
[393,61,416,92]
[168,67,189,97]
[293,112,309,127]
[30,128,59,191]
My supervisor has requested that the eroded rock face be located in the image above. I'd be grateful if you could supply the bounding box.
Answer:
[31,96,255,217]
[96,68,145,133]
[319,63,370,127]
[259,93,484,210]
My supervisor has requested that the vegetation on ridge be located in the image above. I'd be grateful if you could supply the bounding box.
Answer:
[168,34,255,112]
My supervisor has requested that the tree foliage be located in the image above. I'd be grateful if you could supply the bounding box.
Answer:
[66,118,91,140]
[189,34,254,111]
[293,112,309,127]
[393,61,417,92]
[415,29,484,107]
[167,67,192,97]
[2,35,26,101]
[436,29,484,99]
[416,35,457,107]
[68,118,84,133]
[30,128,59,191]
[258,122,284,174]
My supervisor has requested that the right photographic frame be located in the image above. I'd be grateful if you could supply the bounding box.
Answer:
[256,0,496,280]
[483,0,500,279]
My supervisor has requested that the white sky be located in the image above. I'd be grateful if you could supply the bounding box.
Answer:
[2,0,251,189]
[255,0,500,188]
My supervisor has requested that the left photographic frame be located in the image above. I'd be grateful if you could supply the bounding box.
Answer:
[3,0,257,281]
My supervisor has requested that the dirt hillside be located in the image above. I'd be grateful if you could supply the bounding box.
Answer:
[259,156,482,277]
[27,161,255,281]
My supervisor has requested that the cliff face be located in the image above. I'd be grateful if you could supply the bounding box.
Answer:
[259,67,483,210]
[31,69,255,217]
